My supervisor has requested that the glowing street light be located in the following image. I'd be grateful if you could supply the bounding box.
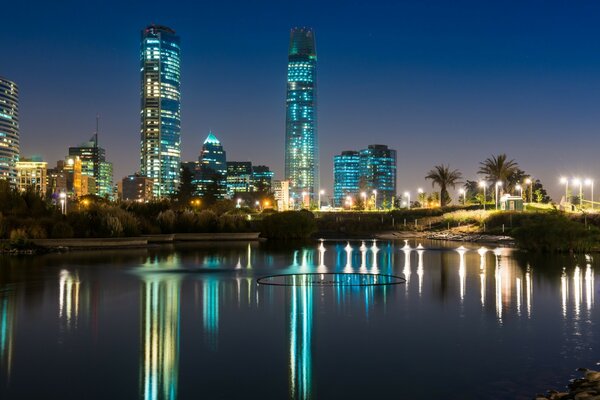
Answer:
[495,181,502,210]
[318,189,325,210]
[585,178,594,210]
[560,177,569,204]
[345,195,353,209]
[373,189,378,210]
[573,178,583,208]
[524,178,532,203]
[59,192,67,214]
[236,198,242,208]
[515,184,522,199]
[479,181,487,210]
[458,188,465,205]
[301,191,308,209]
[404,191,411,210]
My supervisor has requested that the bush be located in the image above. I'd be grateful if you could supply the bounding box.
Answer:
[261,210,317,239]
[157,210,176,233]
[197,210,218,232]
[511,213,600,252]
[51,221,74,238]
[9,228,30,249]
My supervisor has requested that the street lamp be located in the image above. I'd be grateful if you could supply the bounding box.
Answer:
[345,195,353,209]
[524,178,532,203]
[301,191,308,209]
[373,189,378,210]
[515,184,522,199]
[479,181,487,210]
[573,178,583,208]
[236,198,242,208]
[585,178,594,210]
[404,191,411,210]
[59,192,67,214]
[560,177,569,204]
[318,189,325,210]
[458,188,465,205]
[495,181,502,210]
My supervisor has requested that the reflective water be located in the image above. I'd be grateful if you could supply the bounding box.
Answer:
[0,240,597,399]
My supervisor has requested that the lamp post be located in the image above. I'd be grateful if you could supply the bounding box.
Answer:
[458,188,465,205]
[255,200,261,211]
[524,178,532,203]
[573,178,583,208]
[417,187,424,207]
[59,192,67,215]
[318,189,325,210]
[515,184,522,200]
[236,198,242,209]
[560,177,569,204]
[373,190,378,210]
[404,191,411,210]
[495,181,502,210]
[585,178,594,210]
[479,181,487,210]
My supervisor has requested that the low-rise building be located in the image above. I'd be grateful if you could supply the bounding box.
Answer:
[121,174,154,202]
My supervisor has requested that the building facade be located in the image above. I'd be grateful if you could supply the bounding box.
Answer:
[333,145,397,208]
[284,28,318,204]
[333,151,360,206]
[140,25,181,198]
[226,161,252,196]
[273,180,290,211]
[120,174,155,202]
[69,138,113,198]
[16,159,47,195]
[197,132,227,199]
[252,165,274,193]
[0,77,19,184]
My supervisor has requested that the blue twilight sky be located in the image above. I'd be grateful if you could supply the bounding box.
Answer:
[4,0,600,201]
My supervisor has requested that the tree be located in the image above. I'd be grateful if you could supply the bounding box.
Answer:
[176,164,195,204]
[463,180,481,204]
[532,179,551,203]
[425,165,463,207]
[478,154,520,191]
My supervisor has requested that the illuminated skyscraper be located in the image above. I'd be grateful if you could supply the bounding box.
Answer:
[69,134,113,198]
[285,28,318,204]
[333,151,360,206]
[0,77,19,184]
[197,132,227,199]
[140,25,181,198]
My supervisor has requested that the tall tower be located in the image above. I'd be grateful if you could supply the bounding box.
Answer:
[284,28,318,205]
[0,77,20,185]
[140,25,181,198]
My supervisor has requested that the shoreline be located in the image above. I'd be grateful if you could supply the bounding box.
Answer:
[536,368,600,400]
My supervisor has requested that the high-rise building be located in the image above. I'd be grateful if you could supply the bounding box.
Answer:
[68,136,113,198]
[140,25,181,198]
[120,174,155,202]
[284,28,318,204]
[0,77,19,184]
[16,158,47,195]
[333,151,360,206]
[333,145,397,208]
[252,165,274,193]
[359,145,397,207]
[198,132,227,199]
[273,180,291,211]
[226,161,253,196]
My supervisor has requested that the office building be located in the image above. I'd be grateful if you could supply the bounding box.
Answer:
[0,77,19,184]
[284,28,318,203]
[140,25,181,198]
[120,174,155,202]
[16,158,47,195]
[68,136,113,198]
[197,132,227,199]
[273,180,291,211]
[333,151,360,206]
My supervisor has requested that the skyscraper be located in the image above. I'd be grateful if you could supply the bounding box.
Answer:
[198,132,227,199]
[68,133,113,198]
[333,151,360,206]
[0,77,19,184]
[140,25,181,198]
[284,27,318,204]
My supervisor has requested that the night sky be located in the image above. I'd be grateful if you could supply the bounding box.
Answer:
[4,0,600,201]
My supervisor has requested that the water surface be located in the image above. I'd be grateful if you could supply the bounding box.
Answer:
[0,240,597,399]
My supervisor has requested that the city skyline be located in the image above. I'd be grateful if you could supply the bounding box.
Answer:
[4,1,600,200]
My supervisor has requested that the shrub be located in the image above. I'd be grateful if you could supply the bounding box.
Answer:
[157,210,176,233]
[9,228,30,248]
[51,221,74,238]
[197,210,218,232]
[261,210,317,239]
[175,210,199,233]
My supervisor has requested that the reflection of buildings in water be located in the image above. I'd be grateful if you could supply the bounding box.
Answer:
[0,293,16,381]
[140,276,181,400]
[59,269,80,330]
[203,279,220,351]
[288,275,313,400]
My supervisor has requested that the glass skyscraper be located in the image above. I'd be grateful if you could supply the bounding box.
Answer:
[333,145,397,208]
[333,151,360,206]
[285,27,318,203]
[0,77,19,185]
[197,132,227,199]
[140,25,181,198]
[68,137,113,199]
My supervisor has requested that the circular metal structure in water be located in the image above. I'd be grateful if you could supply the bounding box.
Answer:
[257,273,405,287]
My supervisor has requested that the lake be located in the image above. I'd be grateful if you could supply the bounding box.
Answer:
[0,239,597,399]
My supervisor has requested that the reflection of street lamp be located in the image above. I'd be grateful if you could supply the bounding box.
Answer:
[479,181,487,210]
[458,188,465,205]
[573,178,583,208]
[59,192,67,214]
[585,178,594,210]
[495,181,502,210]
[560,177,569,204]
[404,191,411,210]
[373,189,378,210]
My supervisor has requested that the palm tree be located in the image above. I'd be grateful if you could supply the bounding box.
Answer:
[425,164,463,207]
[478,154,519,190]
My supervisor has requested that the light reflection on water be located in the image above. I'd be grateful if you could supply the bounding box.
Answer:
[0,240,598,399]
